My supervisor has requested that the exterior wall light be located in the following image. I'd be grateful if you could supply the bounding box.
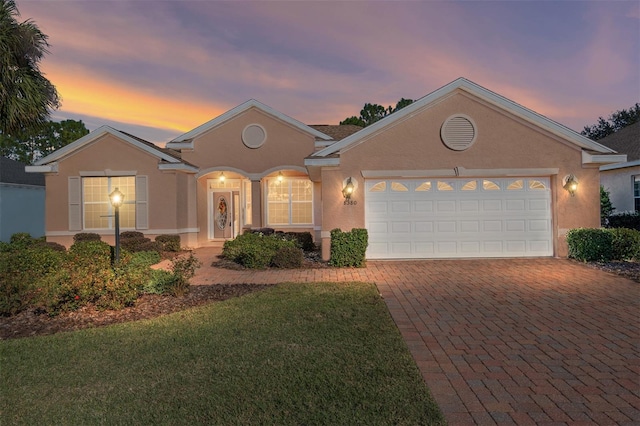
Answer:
[109,187,124,263]
[342,177,357,205]
[219,172,225,182]
[563,174,578,197]
[277,171,284,183]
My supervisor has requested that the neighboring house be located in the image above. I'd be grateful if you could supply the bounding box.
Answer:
[26,78,624,259]
[598,122,640,212]
[1,157,45,242]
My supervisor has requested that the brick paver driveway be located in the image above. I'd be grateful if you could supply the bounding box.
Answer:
[194,249,640,425]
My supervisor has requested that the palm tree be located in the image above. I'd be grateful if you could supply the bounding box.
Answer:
[0,0,60,135]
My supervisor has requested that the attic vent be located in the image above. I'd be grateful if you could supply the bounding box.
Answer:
[441,115,476,151]
[242,124,267,149]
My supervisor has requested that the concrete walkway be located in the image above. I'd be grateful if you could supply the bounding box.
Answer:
[192,248,640,425]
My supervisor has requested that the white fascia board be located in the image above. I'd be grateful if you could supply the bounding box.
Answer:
[314,77,615,157]
[361,167,560,179]
[158,163,199,173]
[25,163,58,173]
[303,157,340,167]
[33,126,180,165]
[164,141,194,150]
[600,159,640,171]
[582,152,627,165]
[169,99,332,144]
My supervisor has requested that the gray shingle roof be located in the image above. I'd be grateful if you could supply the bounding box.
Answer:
[309,125,363,141]
[597,122,640,162]
[0,157,45,186]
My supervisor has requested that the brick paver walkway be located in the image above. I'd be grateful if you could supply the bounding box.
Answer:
[193,248,640,425]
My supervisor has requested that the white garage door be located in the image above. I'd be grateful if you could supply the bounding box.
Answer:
[365,178,552,259]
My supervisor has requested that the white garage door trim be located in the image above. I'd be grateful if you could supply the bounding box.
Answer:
[365,177,552,259]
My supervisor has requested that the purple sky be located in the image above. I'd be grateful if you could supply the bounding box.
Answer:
[18,0,640,143]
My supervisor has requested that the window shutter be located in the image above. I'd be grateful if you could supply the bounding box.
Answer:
[68,176,82,231]
[136,175,148,229]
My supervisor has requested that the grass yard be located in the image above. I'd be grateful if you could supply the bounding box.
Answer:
[1,282,445,425]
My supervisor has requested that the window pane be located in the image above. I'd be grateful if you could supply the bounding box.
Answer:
[292,203,312,224]
[291,179,312,201]
[529,180,546,190]
[268,180,287,201]
[268,203,289,225]
[83,176,136,230]
[461,180,477,191]
[507,180,524,190]
[369,182,386,192]
[84,177,108,202]
[483,180,500,190]
[120,203,136,228]
[415,182,431,191]
[437,181,454,191]
[111,176,135,202]
[84,203,109,229]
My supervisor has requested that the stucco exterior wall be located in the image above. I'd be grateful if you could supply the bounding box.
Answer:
[43,134,192,247]
[601,165,640,213]
[320,91,601,258]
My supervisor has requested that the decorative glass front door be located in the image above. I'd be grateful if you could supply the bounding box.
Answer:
[213,192,232,239]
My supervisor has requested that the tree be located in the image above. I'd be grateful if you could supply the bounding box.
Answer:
[0,119,88,164]
[0,0,60,136]
[600,185,614,226]
[581,103,640,140]
[340,98,414,127]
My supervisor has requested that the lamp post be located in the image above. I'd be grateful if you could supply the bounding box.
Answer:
[109,187,124,264]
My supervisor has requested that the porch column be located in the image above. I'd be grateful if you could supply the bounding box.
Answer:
[251,179,262,228]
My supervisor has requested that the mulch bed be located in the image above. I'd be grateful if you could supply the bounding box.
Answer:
[1,259,637,341]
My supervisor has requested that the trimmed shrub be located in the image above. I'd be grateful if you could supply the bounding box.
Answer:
[278,231,316,252]
[566,228,613,262]
[156,234,181,252]
[121,236,161,254]
[608,228,640,261]
[607,211,640,231]
[271,246,304,268]
[0,244,66,316]
[120,231,144,239]
[9,233,36,250]
[222,232,299,269]
[37,241,67,252]
[73,232,102,243]
[329,228,368,267]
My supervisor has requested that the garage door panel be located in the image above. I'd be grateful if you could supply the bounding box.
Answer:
[366,177,552,259]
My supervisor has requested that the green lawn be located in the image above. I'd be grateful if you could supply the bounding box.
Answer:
[1,282,445,425]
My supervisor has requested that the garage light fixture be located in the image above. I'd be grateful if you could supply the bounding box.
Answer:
[342,177,357,205]
[563,174,578,197]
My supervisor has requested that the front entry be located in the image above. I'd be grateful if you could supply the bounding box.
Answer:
[212,191,232,239]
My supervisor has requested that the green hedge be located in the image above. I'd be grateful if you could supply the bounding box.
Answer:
[222,232,300,269]
[607,211,640,231]
[329,228,368,267]
[155,234,181,252]
[73,232,102,243]
[567,227,640,262]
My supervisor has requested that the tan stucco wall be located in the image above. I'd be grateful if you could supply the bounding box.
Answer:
[44,134,195,248]
[320,91,601,258]
[185,108,321,245]
[601,166,640,213]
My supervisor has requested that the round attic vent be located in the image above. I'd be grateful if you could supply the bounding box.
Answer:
[441,115,476,151]
[242,124,267,149]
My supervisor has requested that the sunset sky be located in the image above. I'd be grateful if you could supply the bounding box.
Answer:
[18,0,640,144]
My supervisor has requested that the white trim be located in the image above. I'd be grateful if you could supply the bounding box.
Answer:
[25,164,57,173]
[79,170,137,177]
[303,157,341,167]
[582,152,627,165]
[158,163,199,172]
[167,99,332,148]
[33,126,182,166]
[196,165,308,180]
[361,167,559,179]
[312,77,616,158]
[600,159,640,171]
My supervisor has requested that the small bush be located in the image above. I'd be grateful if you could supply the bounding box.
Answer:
[120,231,144,239]
[566,228,613,262]
[271,246,304,268]
[9,233,36,250]
[222,232,299,269]
[37,241,67,252]
[143,269,176,295]
[329,228,368,267]
[167,251,201,296]
[607,211,640,231]
[73,232,102,243]
[130,250,162,268]
[278,232,316,252]
[608,228,640,261]
[121,236,161,254]
[156,234,181,252]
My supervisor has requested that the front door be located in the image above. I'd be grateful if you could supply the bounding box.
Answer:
[213,192,232,239]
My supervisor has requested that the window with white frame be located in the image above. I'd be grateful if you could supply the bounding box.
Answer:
[83,177,136,229]
[267,177,312,225]
[634,176,640,212]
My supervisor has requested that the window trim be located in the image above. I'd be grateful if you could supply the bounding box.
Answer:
[81,176,136,231]
[265,177,313,226]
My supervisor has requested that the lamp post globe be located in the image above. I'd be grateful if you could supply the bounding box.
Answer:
[109,187,124,263]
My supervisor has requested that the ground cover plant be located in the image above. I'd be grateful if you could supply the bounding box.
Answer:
[0,282,445,425]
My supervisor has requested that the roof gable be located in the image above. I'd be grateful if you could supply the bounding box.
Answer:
[33,126,184,165]
[167,99,332,149]
[311,77,616,159]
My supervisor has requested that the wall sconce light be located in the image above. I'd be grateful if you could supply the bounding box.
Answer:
[277,171,284,183]
[563,174,578,197]
[342,177,357,205]
[219,172,226,182]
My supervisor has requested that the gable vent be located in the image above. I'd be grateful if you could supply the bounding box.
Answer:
[441,115,476,151]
